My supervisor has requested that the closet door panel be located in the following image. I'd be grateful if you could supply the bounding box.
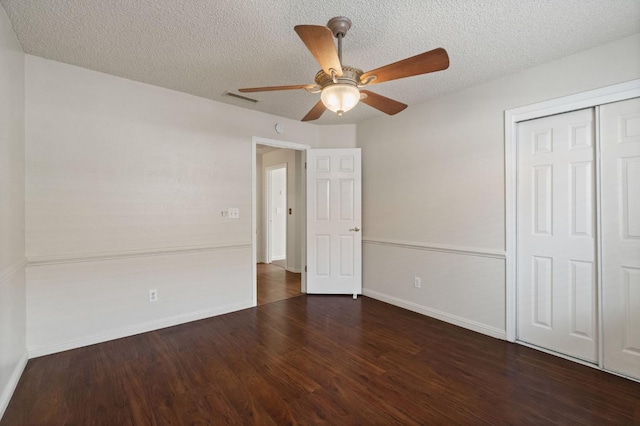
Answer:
[601,97,640,380]
[517,109,597,362]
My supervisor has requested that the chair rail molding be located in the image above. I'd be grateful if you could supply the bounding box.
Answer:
[363,238,505,259]
[0,258,27,287]
[27,243,252,267]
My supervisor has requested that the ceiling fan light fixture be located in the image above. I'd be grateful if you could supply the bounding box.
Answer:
[320,83,360,116]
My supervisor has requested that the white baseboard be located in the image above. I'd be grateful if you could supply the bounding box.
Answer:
[28,300,254,358]
[363,289,506,340]
[286,267,301,273]
[0,351,28,420]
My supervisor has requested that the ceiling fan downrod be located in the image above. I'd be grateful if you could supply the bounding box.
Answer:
[326,16,352,65]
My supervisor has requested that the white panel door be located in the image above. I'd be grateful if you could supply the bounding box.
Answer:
[306,149,361,295]
[517,109,598,362]
[267,166,287,261]
[601,97,640,380]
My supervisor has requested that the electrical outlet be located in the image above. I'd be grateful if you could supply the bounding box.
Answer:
[149,289,158,302]
[228,208,240,219]
[414,277,421,289]
[220,210,228,217]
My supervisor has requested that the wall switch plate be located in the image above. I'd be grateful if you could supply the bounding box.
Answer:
[228,208,240,219]
[149,289,158,302]
[414,277,421,288]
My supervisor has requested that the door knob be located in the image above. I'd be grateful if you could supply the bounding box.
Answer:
[349,226,361,232]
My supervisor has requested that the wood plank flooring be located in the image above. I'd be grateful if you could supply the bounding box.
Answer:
[3,295,639,425]
[257,262,301,306]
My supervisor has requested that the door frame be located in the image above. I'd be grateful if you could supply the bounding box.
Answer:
[265,163,288,263]
[504,79,640,355]
[252,136,310,307]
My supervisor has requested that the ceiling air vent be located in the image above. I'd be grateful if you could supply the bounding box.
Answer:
[224,91,259,104]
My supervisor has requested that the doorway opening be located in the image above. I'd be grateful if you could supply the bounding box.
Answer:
[252,137,310,306]
[266,164,287,265]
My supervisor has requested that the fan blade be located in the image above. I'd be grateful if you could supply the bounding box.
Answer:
[360,48,449,85]
[239,84,314,93]
[301,100,326,122]
[360,90,407,115]
[294,25,343,76]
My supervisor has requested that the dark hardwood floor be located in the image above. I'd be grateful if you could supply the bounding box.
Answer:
[3,295,639,425]
[257,262,302,306]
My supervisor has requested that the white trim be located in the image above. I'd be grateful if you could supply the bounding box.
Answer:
[27,300,253,358]
[27,243,251,267]
[252,141,257,307]
[0,258,27,286]
[363,289,506,340]
[363,238,505,259]
[504,79,640,344]
[505,79,640,123]
[594,105,604,370]
[253,136,311,151]
[286,266,302,274]
[252,136,310,307]
[0,351,28,420]
[505,103,518,342]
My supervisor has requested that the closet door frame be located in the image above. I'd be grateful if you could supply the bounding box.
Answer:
[505,79,640,368]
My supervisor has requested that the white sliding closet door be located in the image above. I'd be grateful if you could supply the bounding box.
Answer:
[601,97,640,380]
[517,109,598,362]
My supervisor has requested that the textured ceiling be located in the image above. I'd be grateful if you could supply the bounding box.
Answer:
[2,0,639,125]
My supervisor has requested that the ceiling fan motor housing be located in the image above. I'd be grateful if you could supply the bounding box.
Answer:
[326,16,352,38]
[314,66,362,88]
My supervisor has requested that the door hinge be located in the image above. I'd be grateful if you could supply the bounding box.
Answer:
[305,162,307,170]
[305,265,307,272]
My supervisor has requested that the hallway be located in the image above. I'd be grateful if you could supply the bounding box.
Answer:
[257,263,302,305]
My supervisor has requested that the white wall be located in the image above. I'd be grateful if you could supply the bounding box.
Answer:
[358,33,640,338]
[24,56,323,356]
[318,124,357,149]
[0,5,26,419]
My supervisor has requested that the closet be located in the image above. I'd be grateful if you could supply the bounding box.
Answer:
[516,97,640,380]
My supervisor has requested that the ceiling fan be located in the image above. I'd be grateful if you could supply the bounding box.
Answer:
[239,17,449,122]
